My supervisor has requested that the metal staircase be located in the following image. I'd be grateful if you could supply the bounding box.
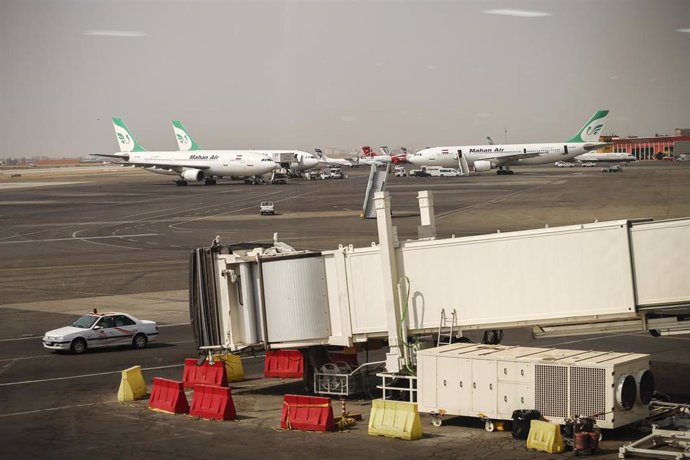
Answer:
[458,151,470,176]
[362,163,390,219]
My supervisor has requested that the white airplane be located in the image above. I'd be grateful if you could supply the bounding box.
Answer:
[314,148,354,167]
[409,110,611,175]
[359,145,408,165]
[171,120,319,173]
[92,118,277,186]
[576,151,636,163]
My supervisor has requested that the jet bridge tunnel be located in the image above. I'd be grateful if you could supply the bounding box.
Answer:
[189,190,690,370]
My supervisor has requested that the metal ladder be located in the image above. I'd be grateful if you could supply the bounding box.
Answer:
[458,151,470,176]
[362,163,390,219]
[437,308,458,347]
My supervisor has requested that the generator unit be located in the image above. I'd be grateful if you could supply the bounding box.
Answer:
[417,343,653,430]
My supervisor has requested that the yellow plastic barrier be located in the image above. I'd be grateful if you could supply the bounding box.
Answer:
[526,419,565,454]
[117,365,147,402]
[368,399,422,441]
[212,353,245,382]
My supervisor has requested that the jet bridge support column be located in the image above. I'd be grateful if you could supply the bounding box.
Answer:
[374,191,407,373]
[417,190,436,239]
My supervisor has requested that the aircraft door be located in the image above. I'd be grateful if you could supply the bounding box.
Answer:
[93,316,118,347]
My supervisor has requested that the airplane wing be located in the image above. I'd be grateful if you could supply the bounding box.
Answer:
[127,161,211,171]
[478,151,542,163]
[90,154,211,171]
[319,159,352,167]
[90,153,129,160]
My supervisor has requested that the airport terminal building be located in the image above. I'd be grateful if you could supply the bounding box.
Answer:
[601,129,690,160]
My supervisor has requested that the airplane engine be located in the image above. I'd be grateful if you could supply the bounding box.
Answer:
[473,160,496,172]
[182,169,205,182]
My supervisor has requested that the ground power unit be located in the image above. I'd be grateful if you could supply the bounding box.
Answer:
[417,344,653,430]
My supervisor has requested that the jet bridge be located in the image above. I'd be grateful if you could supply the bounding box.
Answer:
[189,191,690,372]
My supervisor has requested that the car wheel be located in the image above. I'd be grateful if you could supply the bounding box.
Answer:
[70,338,87,355]
[132,333,148,350]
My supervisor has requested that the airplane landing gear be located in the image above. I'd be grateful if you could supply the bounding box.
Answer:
[496,167,514,175]
[204,178,217,186]
[175,180,188,186]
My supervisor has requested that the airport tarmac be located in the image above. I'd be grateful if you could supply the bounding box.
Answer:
[1,162,689,459]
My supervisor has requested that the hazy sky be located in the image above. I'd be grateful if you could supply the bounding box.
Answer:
[1,0,689,157]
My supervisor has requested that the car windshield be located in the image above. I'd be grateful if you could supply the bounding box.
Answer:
[71,315,98,329]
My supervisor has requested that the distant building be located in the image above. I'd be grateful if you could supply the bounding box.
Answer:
[674,128,690,137]
[599,134,690,160]
[33,158,81,167]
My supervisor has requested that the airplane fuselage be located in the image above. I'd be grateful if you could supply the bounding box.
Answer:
[410,142,598,169]
[576,152,636,163]
[126,150,277,176]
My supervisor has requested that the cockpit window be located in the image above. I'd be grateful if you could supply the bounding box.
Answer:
[71,315,98,329]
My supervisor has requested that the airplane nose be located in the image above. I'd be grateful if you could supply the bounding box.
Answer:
[306,157,320,168]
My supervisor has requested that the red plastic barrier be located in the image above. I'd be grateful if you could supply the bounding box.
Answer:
[329,351,359,368]
[183,358,228,389]
[190,384,236,421]
[280,394,335,432]
[264,350,304,378]
[148,378,189,415]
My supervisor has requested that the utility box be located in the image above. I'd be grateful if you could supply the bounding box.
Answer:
[417,344,653,430]
[271,152,295,164]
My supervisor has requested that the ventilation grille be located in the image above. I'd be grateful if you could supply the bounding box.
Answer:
[535,365,568,418]
[570,367,606,421]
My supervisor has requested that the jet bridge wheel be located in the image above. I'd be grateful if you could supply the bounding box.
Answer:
[302,346,330,393]
[481,329,504,345]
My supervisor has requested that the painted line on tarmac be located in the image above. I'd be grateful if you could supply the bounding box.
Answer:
[0,401,120,418]
[0,363,185,387]
[0,340,196,363]
[0,354,264,386]
[0,233,160,245]
[0,259,186,273]
[0,335,43,342]
[0,323,189,343]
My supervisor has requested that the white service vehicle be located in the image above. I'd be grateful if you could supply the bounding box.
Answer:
[421,166,444,177]
[394,166,407,177]
[259,201,275,215]
[329,167,344,179]
[43,312,158,354]
[438,168,462,177]
[555,161,575,167]
[602,165,623,173]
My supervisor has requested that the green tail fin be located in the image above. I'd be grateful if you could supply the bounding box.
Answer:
[171,120,202,151]
[112,118,146,152]
[567,110,609,143]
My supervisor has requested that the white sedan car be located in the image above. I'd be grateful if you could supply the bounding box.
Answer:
[43,312,158,354]
[555,161,575,167]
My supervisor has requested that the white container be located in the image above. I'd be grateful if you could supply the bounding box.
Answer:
[417,343,652,429]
